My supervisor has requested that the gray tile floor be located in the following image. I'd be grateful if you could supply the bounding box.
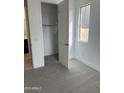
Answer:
[24,55,100,93]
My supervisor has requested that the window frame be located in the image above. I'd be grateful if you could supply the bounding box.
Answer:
[78,3,91,42]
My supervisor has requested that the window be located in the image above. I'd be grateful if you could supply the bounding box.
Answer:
[79,4,90,42]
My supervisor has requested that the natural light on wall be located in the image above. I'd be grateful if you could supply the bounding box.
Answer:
[79,4,90,42]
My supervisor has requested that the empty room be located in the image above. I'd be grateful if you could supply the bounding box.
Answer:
[24,0,100,93]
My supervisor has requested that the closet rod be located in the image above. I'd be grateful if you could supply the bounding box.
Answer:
[42,24,56,27]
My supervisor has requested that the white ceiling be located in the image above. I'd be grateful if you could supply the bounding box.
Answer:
[41,0,64,4]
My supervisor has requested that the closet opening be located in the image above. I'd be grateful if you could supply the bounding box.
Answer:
[41,2,59,65]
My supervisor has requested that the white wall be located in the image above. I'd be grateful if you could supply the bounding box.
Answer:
[41,3,58,56]
[27,0,44,68]
[74,0,100,71]
[68,0,76,59]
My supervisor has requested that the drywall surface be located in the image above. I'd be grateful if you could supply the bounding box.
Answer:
[41,3,58,56]
[74,0,100,71]
[68,0,76,59]
[27,0,44,68]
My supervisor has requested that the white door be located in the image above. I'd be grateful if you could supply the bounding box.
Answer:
[58,0,69,68]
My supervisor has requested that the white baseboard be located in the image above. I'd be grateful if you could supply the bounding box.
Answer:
[70,58,100,72]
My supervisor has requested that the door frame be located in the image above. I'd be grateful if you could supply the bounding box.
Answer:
[24,0,33,68]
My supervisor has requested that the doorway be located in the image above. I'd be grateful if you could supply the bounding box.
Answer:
[41,2,59,65]
[24,1,33,71]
